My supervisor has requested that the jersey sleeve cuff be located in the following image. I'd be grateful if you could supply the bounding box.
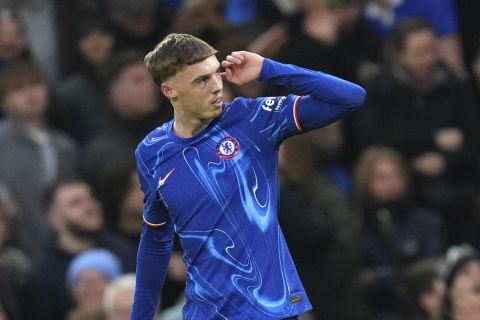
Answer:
[143,215,167,228]
[258,58,276,82]
[293,96,303,131]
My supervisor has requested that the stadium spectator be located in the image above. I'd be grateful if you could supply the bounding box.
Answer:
[36,179,136,320]
[56,49,160,147]
[0,59,77,262]
[81,49,169,146]
[278,0,381,83]
[353,19,479,245]
[439,244,480,320]
[401,259,445,320]
[361,0,464,74]
[103,274,136,320]
[354,146,444,319]
[66,249,122,313]
[12,0,108,83]
[53,17,115,145]
[53,1,111,78]
[276,0,381,163]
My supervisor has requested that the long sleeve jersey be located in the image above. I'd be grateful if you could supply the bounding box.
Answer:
[132,58,366,320]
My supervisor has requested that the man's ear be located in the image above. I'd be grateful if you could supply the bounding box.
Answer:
[161,81,177,100]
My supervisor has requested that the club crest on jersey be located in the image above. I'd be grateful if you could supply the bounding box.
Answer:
[216,136,240,160]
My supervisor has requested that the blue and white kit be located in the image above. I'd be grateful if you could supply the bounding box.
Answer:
[132,58,366,320]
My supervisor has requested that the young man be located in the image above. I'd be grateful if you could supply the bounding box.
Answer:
[132,33,366,320]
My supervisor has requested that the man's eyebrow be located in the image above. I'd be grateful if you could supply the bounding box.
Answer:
[192,63,221,83]
[192,73,210,83]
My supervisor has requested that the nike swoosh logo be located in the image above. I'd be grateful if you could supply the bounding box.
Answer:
[159,168,175,187]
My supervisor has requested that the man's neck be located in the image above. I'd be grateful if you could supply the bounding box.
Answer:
[172,111,215,138]
[57,231,95,254]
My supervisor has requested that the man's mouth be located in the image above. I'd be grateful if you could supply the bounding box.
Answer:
[212,97,223,105]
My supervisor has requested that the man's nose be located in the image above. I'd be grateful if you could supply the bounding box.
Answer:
[211,74,222,92]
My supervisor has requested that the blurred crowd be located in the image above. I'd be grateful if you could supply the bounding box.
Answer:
[0,0,480,319]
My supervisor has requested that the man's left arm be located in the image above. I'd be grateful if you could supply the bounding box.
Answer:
[258,58,366,132]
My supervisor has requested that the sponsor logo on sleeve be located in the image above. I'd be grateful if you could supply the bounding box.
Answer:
[275,96,286,112]
[261,96,286,112]
[261,97,276,112]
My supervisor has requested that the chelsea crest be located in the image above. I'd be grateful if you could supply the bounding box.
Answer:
[216,136,240,160]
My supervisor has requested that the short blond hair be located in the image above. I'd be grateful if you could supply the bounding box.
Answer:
[144,33,217,85]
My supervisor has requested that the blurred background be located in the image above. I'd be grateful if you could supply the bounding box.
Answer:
[0,0,480,319]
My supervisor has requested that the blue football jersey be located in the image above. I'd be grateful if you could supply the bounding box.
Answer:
[136,94,312,319]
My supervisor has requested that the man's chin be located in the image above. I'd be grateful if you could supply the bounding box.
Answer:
[212,105,223,116]
[66,222,102,241]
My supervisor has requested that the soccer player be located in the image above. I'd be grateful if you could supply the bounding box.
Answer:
[132,33,366,320]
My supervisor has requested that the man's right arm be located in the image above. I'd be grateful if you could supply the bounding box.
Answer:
[131,222,174,320]
[133,145,175,319]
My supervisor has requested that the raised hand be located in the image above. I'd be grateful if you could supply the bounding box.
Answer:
[221,51,264,86]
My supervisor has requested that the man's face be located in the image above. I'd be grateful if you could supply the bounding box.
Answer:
[3,83,48,121]
[110,62,158,120]
[79,30,114,67]
[399,29,438,81]
[166,55,223,121]
[51,183,103,235]
[73,269,110,310]
[450,261,480,316]
[369,157,407,202]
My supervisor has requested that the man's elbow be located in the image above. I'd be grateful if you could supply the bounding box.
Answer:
[346,84,367,111]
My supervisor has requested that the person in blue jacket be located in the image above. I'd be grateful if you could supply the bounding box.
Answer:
[132,33,366,320]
